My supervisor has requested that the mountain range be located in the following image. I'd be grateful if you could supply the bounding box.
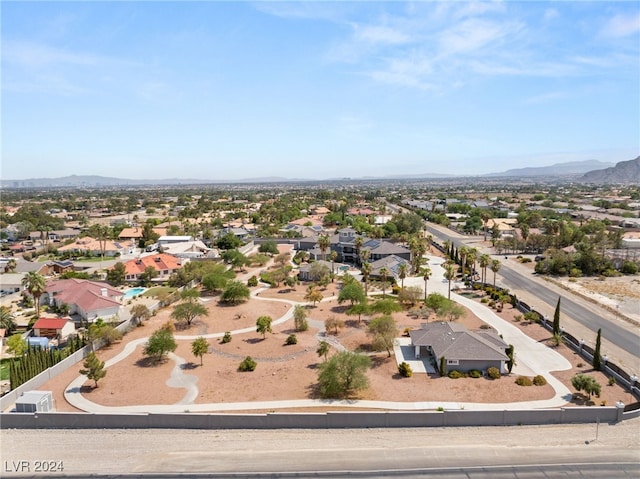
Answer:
[2,158,637,187]
[580,156,640,184]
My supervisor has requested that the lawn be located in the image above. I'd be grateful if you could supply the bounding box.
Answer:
[0,357,14,381]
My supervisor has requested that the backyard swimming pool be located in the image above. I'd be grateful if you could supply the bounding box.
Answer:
[123,287,146,299]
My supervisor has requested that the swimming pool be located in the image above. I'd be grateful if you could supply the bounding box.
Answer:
[123,287,146,299]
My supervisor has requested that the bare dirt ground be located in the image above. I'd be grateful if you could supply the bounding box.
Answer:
[38,278,632,413]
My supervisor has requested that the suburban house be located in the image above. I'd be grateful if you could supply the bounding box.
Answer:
[368,255,412,283]
[298,260,334,281]
[409,322,509,374]
[32,317,75,340]
[44,279,123,324]
[159,239,215,259]
[122,253,183,282]
[56,236,126,257]
[118,227,167,243]
[486,218,518,238]
[157,235,194,246]
[304,228,413,265]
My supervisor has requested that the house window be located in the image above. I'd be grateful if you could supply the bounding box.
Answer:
[447,359,459,365]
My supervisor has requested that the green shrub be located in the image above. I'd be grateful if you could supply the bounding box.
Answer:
[285,334,298,345]
[488,300,495,308]
[520,257,532,263]
[515,376,533,386]
[238,356,257,372]
[403,327,412,337]
[469,369,482,378]
[480,298,489,304]
[221,332,232,344]
[398,362,413,377]
[480,324,491,329]
[621,261,638,275]
[247,275,258,287]
[448,370,463,379]
[608,376,616,386]
[487,367,501,379]
[533,375,547,386]
[524,311,539,323]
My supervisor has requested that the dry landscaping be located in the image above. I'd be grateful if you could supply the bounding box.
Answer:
[38,280,632,413]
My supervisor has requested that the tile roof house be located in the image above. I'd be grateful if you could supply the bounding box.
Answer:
[56,236,125,257]
[409,322,509,374]
[33,317,75,339]
[122,253,183,282]
[118,227,168,242]
[44,279,123,324]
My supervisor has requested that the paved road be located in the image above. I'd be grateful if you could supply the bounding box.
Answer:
[424,224,640,373]
[2,421,638,477]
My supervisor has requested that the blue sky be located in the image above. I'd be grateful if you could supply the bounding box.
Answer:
[2,1,639,180]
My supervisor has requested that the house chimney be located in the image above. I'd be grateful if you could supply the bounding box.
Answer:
[101,288,107,297]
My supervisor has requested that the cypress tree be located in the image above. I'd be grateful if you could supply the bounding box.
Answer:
[506,344,515,374]
[439,356,447,376]
[553,297,561,335]
[593,328,602,371]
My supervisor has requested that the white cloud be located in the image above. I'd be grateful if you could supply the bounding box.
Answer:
[522,91,569,105]
[543,8,559,22]
[3,40,100,68]
[353,24,411,45]
[600,12,640,38]
[438,18,522,56]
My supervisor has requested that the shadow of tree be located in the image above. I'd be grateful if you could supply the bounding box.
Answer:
[135,356,165,368]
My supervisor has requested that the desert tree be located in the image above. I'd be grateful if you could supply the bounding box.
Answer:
[317,351,371,399]
[79,352,107,388]
[325,316,344,335]
[293,304,309,331]
[368,314,398,357]
[593,328,602,371]
[144,326,177,362]
[256,315,273,339]
[316,340,330,361]
[191,336,209,366]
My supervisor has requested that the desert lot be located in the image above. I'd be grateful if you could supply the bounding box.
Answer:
[38,279,632,413]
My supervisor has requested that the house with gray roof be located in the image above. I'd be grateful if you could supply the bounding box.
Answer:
[409,322,509,374]
[369,255,411,283]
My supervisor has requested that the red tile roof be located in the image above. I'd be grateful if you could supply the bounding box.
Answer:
[46,279,122,312]
[123,253,181,276]
[33,318,70,330]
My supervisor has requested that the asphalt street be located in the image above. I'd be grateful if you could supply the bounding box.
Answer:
[424,224,640,373]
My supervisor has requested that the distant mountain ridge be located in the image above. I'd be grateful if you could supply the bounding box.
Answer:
[484,160,614,177]
[1,159,631,187]
[580,156,640,184]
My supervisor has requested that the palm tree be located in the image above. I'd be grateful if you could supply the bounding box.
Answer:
[329,250,338,280]
[479,254,490,285]
[480,211,492,242]
[490,259,502,288]
[361,261,372,295]
[458,246,468,278]
[354,236,364,265]
[421,266,431,303]
[22,271,47,316]
[443,262,456,299]
[379,267,389,298]
[466,247,478,281]
[317,234,330,261]
[398,263,408,289]
[0,306,17,335]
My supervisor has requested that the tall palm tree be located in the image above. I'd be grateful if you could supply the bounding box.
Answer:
[317,234,330,261]
[480,211,492,242]
[422,266,431,303]
[354,236,364,265]
[360,249,370,264]
[379,267,389,298]
[490,259,502,288]
[443,262,456,300]
[398,263,408,289]
[479,254,490,285]
[329,250,338,280]
[466,247,477,281]
[22,271,47,316]
[458,246,468,278]
[361,261,372,295]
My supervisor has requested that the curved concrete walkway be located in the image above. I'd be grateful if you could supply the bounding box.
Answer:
[65,256,573,413]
